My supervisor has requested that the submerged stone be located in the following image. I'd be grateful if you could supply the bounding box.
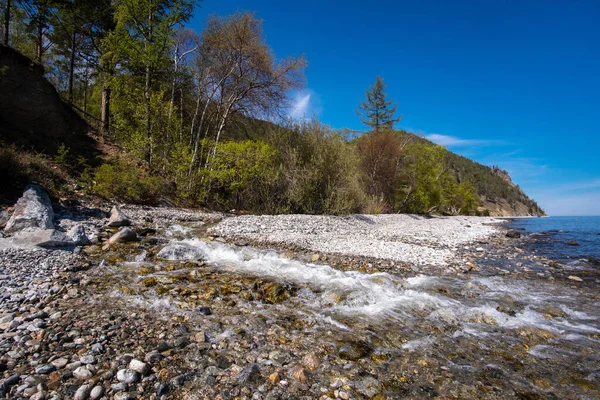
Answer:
[338,341,373,361]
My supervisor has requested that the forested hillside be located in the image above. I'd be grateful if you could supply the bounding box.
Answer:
[0,0,543,216]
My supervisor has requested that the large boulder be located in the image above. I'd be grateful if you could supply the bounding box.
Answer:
[107,205,131,227]
[4,185,54,234]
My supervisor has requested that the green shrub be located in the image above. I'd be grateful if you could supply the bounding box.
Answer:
[93,157,166,204]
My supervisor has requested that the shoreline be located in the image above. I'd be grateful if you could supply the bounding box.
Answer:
[1,204,599,400]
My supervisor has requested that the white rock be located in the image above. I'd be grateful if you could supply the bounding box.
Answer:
[74,384,92,400]
[73,366,93,380]
[128,359,150,375]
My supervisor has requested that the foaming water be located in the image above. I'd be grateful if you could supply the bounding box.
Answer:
[155,238,600,343]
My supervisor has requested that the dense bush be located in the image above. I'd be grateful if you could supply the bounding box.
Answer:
[93,157,166,204]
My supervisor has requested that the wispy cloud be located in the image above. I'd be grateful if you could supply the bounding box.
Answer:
[423,133,504,147]
[290,94,311,119]
[289,90,321,120]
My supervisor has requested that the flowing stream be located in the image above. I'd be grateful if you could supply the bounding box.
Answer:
[98,224,600,398]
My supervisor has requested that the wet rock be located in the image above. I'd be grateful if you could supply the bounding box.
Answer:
[197,306,212,315]
[290,366,309,383]
[302,353,320,370]
[338,341,373,361]
[156,243,205,261]
[137,227,156,236]
[268,372,281,385]
[567,240,580,246]
[0,209,9,229]
[107,205,131,227]
[4,184,54,234]
[106,228,139,247]
[74,384,92,400]
[505,230,522,238]
[262,282,291,304]
[355,376,383,398]
[143,277,157,287]
[116,368,140,384]
[128,359,150,375]
[237,363,261,385]
[156,383,169,396]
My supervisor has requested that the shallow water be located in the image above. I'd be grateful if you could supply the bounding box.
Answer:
[99,223,600,398]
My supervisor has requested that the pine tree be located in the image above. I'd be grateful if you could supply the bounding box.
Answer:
[356,75,400,133]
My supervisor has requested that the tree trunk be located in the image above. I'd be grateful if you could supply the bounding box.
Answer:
[144,6,153,166]
[36,15,43,62]
[101,80,111,136]
[3,0,10,46]
[68,31,76,102]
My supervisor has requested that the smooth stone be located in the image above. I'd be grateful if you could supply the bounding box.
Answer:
[73,366,93,380]
[90,385,104,399]
[10,229,74,248]
[128,359,150,375]
[104,228,139,248]
[74,384,92,400]
[80,355,96,365]
[144,351,162,364]
[50,358,69,369]
[116,369,139,384]
[35,365,55,374]
[568,275,583,282]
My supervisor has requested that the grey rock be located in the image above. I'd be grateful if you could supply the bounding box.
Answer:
[114,392,131,400]
[116,369,139,384]
[89,385,104,399]
[355,376,382,398]
[144,350,162,364]
[338,341,373,361]
[74,384,92,400]
[4,185,54,234]
[35,364,55,374]
[73,366,93,380]
[128,359,150,375]
[51,358,69,369]
[106,228,138,247]
[67,225,90,245]
[505,230,521,238]
[107,205,131,227]
[80,355,96,365]
[90,343,104,354]
[10,229,74,248]
[30,391,46,400]
[237,363,261,385]
[0,210,9,229]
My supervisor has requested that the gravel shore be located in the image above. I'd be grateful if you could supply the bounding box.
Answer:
[4,202,597,400]
[210,214,506,266]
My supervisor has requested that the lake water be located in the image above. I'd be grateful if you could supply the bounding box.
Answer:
[509,216,600,261]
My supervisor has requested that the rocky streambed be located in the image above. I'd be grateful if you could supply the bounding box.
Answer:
[1,189,599,399]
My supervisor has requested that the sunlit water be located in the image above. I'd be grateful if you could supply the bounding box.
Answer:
[101,223,600,398]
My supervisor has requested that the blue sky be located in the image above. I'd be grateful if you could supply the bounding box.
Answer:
[189,0,600,216]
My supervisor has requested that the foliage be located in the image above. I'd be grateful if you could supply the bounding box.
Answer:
[356,76,400,132]
[93,157,166,204]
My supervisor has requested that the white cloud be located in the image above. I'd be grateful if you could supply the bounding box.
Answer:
[424,133,501,147]
[289,93,311,119]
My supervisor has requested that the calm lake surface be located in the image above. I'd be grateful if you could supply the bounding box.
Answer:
[509,216,600,261]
